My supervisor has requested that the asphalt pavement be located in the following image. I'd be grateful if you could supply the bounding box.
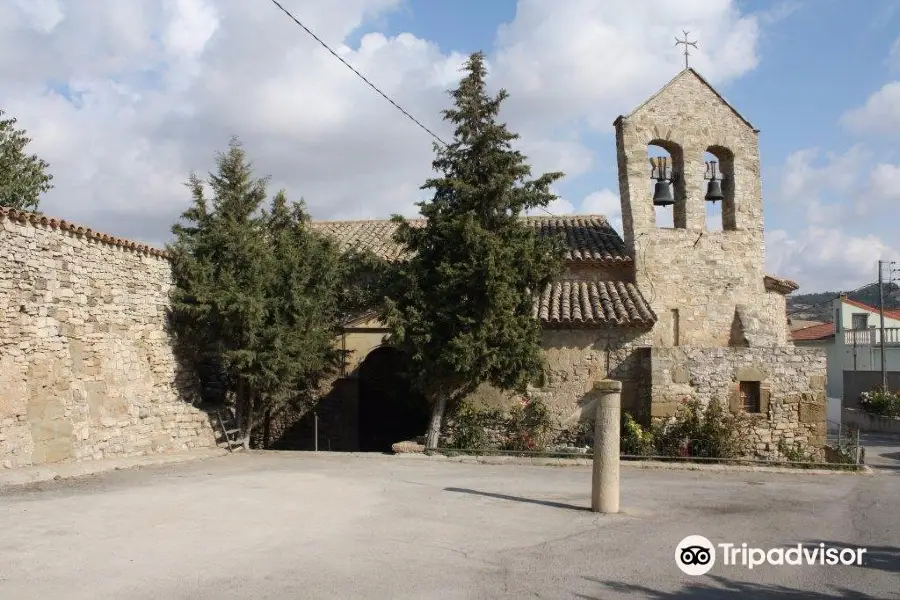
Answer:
[0,451,897,599]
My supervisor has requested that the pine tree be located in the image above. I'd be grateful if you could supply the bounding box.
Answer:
[168,137,344,448]
[0,109,53,211]
[384,52,565,449]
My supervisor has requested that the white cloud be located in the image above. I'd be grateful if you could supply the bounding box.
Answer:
[1,0,764,247]
[579,189,622,232]
[863,162,900,213]
[162,0,219,60]
[492,0,761,133]
[777,144,900,223]
[841,81,900,136]
[768,141,900,290]
[766,228,900,292]
[12,0,64,33]
[543,197,576,215]
[779,145,868,202]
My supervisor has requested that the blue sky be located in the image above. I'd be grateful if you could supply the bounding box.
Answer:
[361,0,900,255]
[3,0,899,292]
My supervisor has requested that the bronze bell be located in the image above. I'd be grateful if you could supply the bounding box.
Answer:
[651,156,675,207]
[652,180,675,207]
[705,179,724,202]
[704,160,725,203]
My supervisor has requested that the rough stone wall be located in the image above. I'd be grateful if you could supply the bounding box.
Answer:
[0,213,216,469]
[615,70,774,348]
[460,328,652,424]
[529,328,652,424]
[648,346,828,459]
[761,290,791,346]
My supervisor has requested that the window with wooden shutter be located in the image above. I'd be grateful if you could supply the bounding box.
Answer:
[739,381,761,413]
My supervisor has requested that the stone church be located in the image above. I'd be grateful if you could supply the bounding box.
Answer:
[0,68,828,470]
[303,68,828,457]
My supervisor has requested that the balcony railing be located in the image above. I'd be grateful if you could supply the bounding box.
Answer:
[843,328,900,346]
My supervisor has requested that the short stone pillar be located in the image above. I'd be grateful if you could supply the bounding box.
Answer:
[592,379,622,514]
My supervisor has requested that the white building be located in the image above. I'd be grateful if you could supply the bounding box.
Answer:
[792,296,900,402]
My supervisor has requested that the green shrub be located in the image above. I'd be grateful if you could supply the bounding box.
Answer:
[552,419,594,448]
[777,440,815,463]
[620,413,655,456]
[652,398,747,459]
[448,403,506,450]
[447,397,554,451]
[860,387,900,418]
[504,398,554,451]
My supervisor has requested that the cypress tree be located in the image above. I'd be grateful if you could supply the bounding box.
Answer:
[168,137,344,448]
[384,52,565,449]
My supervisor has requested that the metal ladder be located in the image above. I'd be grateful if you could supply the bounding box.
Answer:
[216,407,244,452]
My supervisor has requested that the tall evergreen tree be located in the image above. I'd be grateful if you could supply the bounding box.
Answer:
[0,109,53,211]
[168,137,344,448]
[384,52,566,449]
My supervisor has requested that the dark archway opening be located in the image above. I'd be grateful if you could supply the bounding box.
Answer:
[357,346,430,452]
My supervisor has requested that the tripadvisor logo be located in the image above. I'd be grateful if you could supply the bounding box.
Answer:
[675,536,867,575]
[676,535,716,576]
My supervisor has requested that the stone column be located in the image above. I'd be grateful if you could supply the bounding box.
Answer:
[592,379,622,513]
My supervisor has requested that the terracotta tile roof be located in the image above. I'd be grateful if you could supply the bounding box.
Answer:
[842,297,900,320]
[535,279,657,327]
[788,319,825,332]
[309,215,631,264]
[311,219,415,262]
[0,207,168,258]
[528,215,630,263]
[791,322,834,342]
[764,274,799,294]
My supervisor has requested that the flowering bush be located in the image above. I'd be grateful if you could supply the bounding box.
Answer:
[504,398,554,451]
[446,397,554,451]
[621,398,748,459]
[621,413,655,456]
[860,387,900,418]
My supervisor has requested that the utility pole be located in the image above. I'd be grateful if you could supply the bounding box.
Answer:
[878,260,888,391]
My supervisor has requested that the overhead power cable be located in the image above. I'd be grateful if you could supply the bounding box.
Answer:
[268,0,449,147]
[266,0,568,221]
[786,280,881,317]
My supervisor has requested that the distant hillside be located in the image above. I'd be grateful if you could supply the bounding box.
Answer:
[787,283,900,323]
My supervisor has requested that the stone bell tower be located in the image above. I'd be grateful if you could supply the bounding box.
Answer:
[613,68,772,348]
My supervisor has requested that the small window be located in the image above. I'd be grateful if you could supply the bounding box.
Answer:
[851,313,869,331]
[740,381,761,413]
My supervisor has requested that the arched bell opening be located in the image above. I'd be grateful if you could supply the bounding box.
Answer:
[357,346,430,453]
[705,145,736,231]
[648,140,686,229]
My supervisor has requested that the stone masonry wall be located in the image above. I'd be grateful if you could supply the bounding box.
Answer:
[649,346,828,459]
[489,328,651,429]
[615,70,778,349]
[762,289,791,346]
[456,327,653,445]
[462,328,653,424]
[0,210,216,469]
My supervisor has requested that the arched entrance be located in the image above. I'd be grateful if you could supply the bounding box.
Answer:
[357,346,430,452]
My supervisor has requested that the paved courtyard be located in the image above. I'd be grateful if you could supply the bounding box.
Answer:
[1,451,898,599]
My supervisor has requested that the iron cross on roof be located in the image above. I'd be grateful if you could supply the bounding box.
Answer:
[675,31,698,69]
